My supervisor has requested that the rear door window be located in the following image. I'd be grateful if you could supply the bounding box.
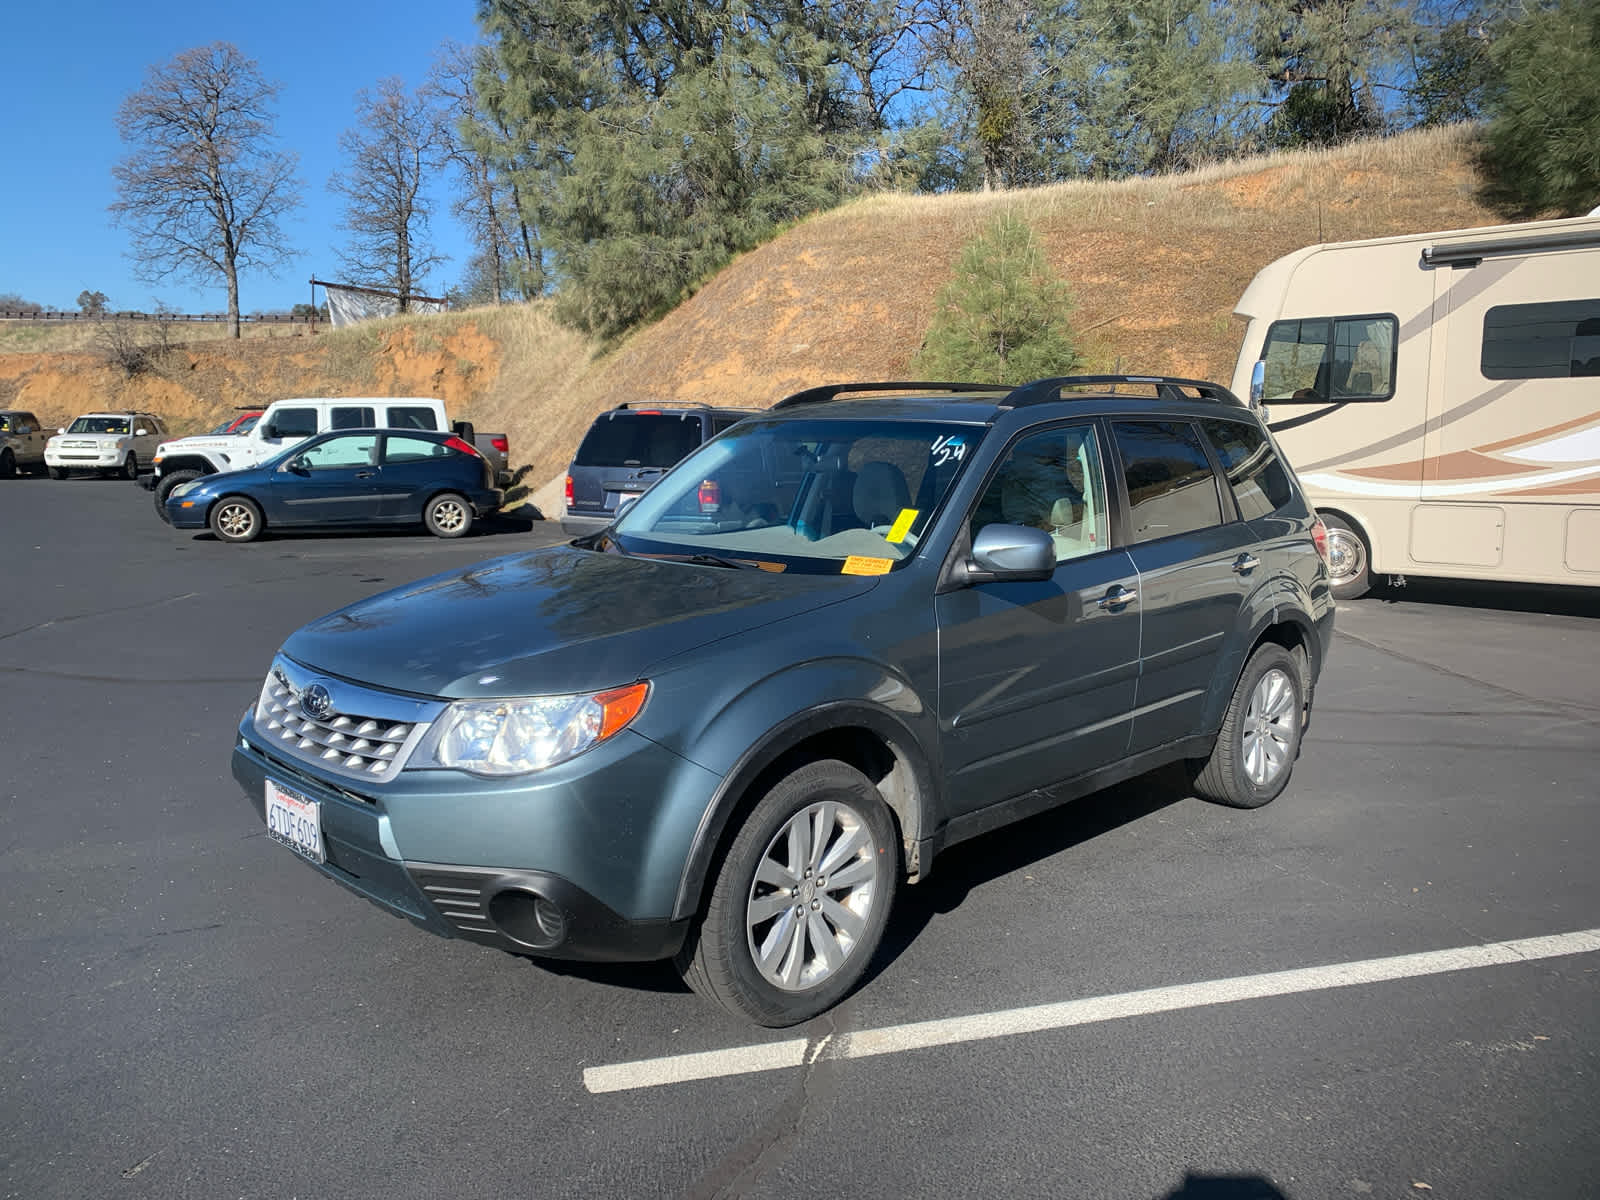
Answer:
[1112,420,1224,544]
[575,414,703,468]
[1198,418,1297,520]
[385,405,439,431]
[331,406,376,430]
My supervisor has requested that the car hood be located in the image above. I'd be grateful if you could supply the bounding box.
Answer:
[280,545,877,699]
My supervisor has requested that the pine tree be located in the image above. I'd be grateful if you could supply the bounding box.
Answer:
[1479,0,1600,216]
[912,211,1081,385]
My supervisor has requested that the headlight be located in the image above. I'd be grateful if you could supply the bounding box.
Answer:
[419,682,649,776]
[169,481,201,499]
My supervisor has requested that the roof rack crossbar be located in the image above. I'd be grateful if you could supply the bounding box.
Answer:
[1002,374,1242,408]
[773,381,1005,410]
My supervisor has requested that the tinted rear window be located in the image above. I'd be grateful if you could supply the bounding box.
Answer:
[1199,418,1296,521]
[575,413,704,468]
[386,405,439,431]
[1112,420,1224,544]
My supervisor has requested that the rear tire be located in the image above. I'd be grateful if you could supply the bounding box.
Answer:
[49,466,69,480]
[424,492,473,538]
[121,453,139,481]
[1190,643,1304,809]
[676,759,899,1026]
[153,469,202,524]
[1322,513,1371,601]
[210,496,263,543]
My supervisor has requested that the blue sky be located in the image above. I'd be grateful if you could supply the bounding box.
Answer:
[3,1,484,315]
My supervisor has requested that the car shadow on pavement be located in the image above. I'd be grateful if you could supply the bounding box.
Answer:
[1161,1173,1291,1199]
[1365,576,1600,618]
[184,512,544,544]
[865,762,1194,987]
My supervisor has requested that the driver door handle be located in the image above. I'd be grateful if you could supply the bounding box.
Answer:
[355,470,377,479]
[1232,554,1261,573]
[1098,585,1138,611]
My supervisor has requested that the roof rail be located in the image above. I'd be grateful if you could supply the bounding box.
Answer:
[1002,375,1242,408]
[773,381,1005,410]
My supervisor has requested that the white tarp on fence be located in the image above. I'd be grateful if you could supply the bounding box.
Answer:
[323,282,446,327]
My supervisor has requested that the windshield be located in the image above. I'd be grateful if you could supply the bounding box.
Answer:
[67,416,130,435]
[610,418,984,574]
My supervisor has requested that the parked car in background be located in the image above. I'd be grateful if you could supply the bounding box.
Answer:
[45,412,167,479]
[206,410,265,436]
[233,374,1334,1026]
[165,428,503,543]
[0,409,48,478]
[147,396,510,520]
[561,403,758,535]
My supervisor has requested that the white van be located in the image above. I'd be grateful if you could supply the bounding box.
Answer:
[1230,215,1600,598]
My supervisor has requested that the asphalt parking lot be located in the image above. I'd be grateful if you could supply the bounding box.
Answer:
[3,477,1597,1200]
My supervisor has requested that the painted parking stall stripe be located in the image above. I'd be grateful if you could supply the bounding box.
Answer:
[583,928,1600,1094]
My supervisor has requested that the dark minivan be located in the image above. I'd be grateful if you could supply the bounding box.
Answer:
[561,404,758,536]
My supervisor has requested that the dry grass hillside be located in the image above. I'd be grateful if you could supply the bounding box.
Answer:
[0,126,1502,506]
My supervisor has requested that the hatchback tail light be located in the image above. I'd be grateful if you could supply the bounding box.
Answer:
[698,479,721,513]
[1310,515,1330,566]
[444,436,481,458]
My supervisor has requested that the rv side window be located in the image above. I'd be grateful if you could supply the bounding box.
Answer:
[1481,299,1600,379]
[1260,314,1396,402]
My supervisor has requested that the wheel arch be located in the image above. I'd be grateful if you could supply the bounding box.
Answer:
[670,702,937,922]
[1201,601,1324,737]
[157,453,221,477]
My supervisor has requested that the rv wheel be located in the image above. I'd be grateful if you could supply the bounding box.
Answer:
[1322,514,1371,601]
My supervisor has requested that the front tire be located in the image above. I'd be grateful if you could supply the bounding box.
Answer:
[677,759,899,1027]
[1190,643,1305,809]
[1322,513,1371,601]
[153,469,201,524]
[121,453,139,481]
[210,496,264,543]
[0,450,14,479]
[424,492,473,538]
[49,466,69,480]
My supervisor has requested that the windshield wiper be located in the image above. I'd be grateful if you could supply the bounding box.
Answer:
[681,553,752,570]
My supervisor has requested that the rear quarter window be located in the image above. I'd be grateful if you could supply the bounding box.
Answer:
[1199,418,1297,521]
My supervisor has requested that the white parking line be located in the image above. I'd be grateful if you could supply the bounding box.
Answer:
[583,928,1600,1094]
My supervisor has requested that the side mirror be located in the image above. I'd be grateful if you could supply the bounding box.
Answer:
[1249,360,1270,424]
[967,524,1056,583]
[57,427,65,435]
[283,455,309,474]
[135,428,148,437]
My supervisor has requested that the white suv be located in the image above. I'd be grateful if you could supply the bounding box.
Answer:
[46,412,167,480]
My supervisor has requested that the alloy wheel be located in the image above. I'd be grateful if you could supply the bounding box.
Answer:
[1242,667,1296,786]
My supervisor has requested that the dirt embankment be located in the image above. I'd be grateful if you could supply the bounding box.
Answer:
[1,126,1501,497]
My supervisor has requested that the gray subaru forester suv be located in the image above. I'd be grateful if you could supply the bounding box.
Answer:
[233,375,1335,1026]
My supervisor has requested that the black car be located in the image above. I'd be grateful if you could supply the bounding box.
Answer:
[165,428,503,542]
[233,375,1333,1025]
[561,403,759,535]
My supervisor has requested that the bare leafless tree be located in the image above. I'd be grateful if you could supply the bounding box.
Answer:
[110,43,301,338]
[328,78,446,308]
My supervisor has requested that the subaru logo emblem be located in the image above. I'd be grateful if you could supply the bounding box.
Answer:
[302,684,334,720]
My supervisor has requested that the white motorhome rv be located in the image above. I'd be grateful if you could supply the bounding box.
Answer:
[1230,215,1600,599]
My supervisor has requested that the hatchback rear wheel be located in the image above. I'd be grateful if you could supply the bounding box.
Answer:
[677,759,898,1026]
[424,492,473,538]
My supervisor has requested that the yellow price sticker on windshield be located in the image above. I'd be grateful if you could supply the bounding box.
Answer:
[885,508,919,544]
[841,556,894,576]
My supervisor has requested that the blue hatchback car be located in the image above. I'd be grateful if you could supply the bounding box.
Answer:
[165,428,503,542]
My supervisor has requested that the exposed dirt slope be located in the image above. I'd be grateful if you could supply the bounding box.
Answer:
[0,127,1499,497]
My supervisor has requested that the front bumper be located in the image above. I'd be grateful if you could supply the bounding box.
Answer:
[231,710,711,962]
[46,449,124,469]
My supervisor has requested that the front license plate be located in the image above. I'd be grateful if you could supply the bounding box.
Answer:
[265,778,325,864]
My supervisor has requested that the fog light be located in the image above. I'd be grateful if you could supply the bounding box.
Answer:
[488,888,568,949]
